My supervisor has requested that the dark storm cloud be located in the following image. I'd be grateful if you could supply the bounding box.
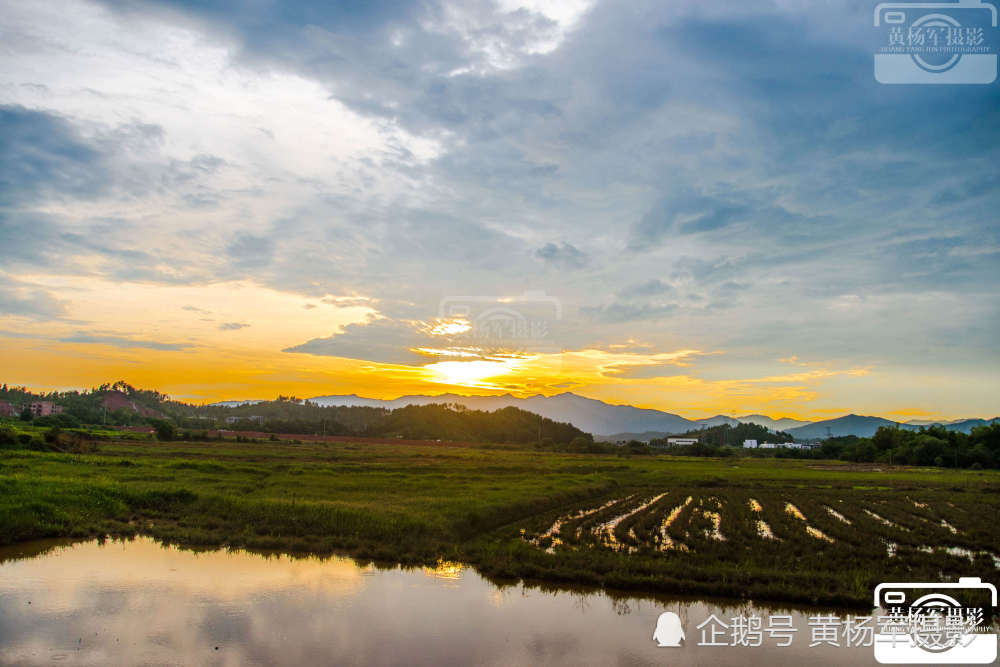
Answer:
[0,105,106,204]
[89,0,998,300]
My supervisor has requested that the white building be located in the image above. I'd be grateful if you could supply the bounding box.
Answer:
[748,440,812,450]
[666,437,699,446]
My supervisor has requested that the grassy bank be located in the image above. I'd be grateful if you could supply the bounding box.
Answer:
[2,436,998,608]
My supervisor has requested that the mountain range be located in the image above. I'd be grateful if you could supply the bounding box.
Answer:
[209,400,265,408]
[287,392,998,439]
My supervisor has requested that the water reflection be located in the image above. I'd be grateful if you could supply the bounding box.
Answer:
[0,537,884,665]
[422,559,465,583]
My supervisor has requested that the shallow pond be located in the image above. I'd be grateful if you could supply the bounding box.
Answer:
[0,537,919,665]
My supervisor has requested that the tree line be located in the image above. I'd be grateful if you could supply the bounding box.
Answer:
[649,422,794,448]
[1,382,592,445]
[815,423,1000,468]
[650,423,1000,469]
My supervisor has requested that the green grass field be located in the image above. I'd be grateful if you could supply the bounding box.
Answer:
[2,436,998,608]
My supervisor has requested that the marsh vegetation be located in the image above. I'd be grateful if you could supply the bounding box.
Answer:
[2,432,998,608]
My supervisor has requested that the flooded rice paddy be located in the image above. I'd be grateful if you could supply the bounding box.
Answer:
[0,537,888,666]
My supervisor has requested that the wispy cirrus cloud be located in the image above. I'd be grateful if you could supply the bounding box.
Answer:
[0,278,69,320]
[57,332,193,351]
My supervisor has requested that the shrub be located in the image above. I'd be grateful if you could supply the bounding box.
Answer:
[620,440,652,455]
[0,426,17,448]
[150,419,176,441]
[34,413,81,428]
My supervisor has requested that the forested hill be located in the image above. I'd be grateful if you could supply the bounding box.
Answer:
[0,381,170,423]
[0,382,592,445]
[651,422,794,447]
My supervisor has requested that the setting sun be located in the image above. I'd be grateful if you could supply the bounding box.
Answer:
[424,358,523,389]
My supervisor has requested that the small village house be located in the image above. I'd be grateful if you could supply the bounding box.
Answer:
[29,401,63,417]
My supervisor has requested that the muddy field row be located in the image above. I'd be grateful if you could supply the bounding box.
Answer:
[523,488,1000,570]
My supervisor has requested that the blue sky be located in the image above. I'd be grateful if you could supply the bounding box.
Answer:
[0,0,998,418]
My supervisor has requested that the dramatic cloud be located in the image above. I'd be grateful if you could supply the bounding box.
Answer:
[284,319,434,366]
[0,0,997,416]
[0,105,106,204]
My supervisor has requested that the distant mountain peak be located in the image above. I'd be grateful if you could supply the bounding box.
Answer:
[304,392,993,439]
[308,391,694,436]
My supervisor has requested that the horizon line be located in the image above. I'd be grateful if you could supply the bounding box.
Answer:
[4,382,995,425]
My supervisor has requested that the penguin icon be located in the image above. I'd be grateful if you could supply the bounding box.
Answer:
[652,611,684,647]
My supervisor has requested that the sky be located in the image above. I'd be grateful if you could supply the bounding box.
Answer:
[1,0,998,420]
